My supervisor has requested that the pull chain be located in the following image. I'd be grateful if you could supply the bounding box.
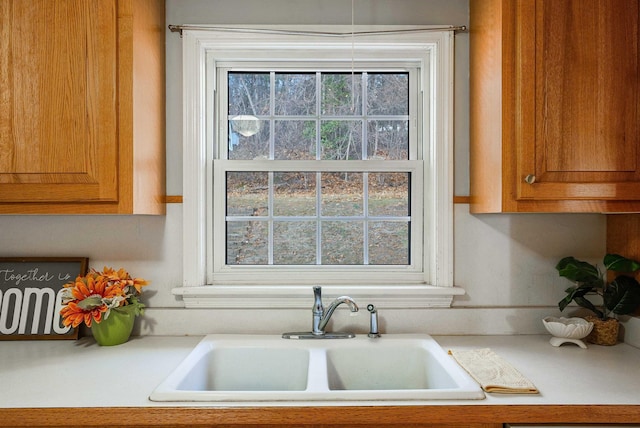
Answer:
[351,0,356,113]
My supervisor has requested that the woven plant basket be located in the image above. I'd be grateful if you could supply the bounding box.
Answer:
[584,315,619,346]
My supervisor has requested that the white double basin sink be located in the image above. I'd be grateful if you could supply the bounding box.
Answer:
[150,334,484,402]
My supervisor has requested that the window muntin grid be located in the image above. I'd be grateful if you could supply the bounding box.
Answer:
[222,70,415,268]
[225,171,410,266]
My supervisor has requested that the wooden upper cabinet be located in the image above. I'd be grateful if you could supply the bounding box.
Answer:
[470,0,640,213]
[0,0,165,214]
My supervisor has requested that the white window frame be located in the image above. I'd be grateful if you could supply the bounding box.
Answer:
[174,26,462,308]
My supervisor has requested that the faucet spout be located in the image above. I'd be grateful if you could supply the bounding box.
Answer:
[318,296,359,332]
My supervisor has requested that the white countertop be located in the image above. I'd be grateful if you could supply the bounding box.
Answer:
[1,334,639,408]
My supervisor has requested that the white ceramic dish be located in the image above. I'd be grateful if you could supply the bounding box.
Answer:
[542,316,594,348]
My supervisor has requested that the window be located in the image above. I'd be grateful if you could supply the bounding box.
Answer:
[177,26,459,308]
[216,69,420,282]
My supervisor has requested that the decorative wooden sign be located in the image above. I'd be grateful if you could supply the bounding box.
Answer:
[0,257,88,340]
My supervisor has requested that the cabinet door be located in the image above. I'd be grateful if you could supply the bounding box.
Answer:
[0,0,118,203]
[516,0,640,201]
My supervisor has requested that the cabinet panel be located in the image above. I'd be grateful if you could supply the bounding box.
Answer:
[470,0,640,212]
[0,0,118,203]
[507,425,640,427]
[539,0,637,173]
[517,0,640,201]
[0,0,165,214]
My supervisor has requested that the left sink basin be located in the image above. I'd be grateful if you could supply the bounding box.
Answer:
[178,347,309,392]
[150,336,312,401]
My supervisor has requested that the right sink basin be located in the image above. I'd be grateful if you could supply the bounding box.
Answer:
[326,344,460,391]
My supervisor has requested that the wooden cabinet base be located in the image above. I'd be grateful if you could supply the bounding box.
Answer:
[1,406,639,427]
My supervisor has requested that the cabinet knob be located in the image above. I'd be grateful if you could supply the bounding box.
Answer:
[524,174,536,184]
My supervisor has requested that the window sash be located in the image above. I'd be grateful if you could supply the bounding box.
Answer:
[216,68,420,161]
[212,159,424,284]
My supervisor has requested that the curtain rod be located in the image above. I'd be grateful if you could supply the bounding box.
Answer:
[168,25,467,37]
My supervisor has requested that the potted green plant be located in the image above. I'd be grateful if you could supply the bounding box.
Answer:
[60,267,148,346]
[555,254,640,345]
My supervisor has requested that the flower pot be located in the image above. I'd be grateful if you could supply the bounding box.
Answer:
[584,315,619,346]
[91,305,137,346]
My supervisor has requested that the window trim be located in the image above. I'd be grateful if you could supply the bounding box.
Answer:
[176,26,459,308]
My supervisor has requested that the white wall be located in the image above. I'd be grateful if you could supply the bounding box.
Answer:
[0,0,606,336]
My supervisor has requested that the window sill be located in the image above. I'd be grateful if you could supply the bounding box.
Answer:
[172,285,465,309]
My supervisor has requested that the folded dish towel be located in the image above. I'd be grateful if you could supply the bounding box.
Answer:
[448,348,539,394]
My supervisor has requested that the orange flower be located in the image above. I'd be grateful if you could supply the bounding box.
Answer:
[130,277,149,294]
[59,267,148,328]
[60,301,108,328]
[101,266,149,294]
[65,273,125,302]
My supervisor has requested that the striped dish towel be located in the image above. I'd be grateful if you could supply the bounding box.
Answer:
[448,348,539,394]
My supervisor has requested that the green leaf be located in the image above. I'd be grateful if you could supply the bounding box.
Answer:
[604,275,640,315]
[77,296,103,310]
[556,257,601,283]
[128,296,146,316]
[573,296,603,318]
[604,254,640,273]
[558,294,574,312]
[558,285,595,312]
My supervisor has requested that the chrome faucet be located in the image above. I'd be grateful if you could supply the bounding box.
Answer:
[312,286,359,335]
[282,286,359,339]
